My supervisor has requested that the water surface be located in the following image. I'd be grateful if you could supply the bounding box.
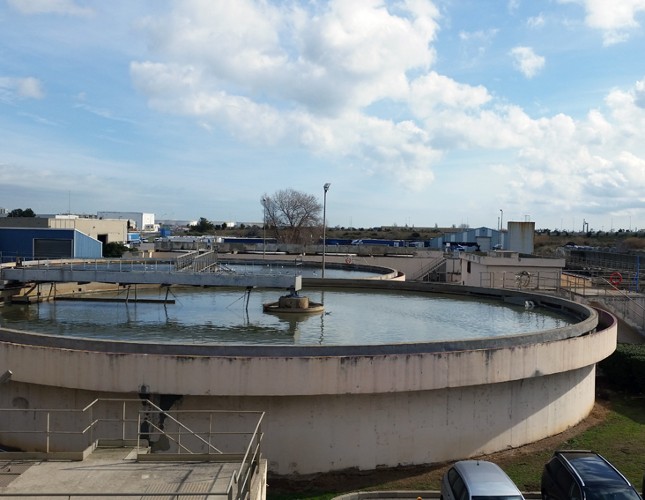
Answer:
[0,287,574,346]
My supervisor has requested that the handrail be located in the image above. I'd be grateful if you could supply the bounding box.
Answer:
[136,409,224,455]
[236,414,264,500]
[478,271,561,290]
[415,256,446,281]
[559,272,645,332]
[0,400,265,500]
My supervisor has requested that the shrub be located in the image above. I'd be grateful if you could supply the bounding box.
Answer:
[599,343,645,393]
[103,242,129,258]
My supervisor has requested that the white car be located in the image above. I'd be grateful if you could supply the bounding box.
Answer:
[441,460,524,500]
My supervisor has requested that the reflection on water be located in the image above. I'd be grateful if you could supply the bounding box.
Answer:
[0,287,574,346]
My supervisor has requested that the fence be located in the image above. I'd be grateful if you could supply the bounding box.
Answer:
[477,270,562,291]
[560,272,645,333]
[0,399,264,500]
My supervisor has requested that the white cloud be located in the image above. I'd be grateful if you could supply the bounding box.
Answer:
[527,14,546,28]
[0,77,45,101]
[7,0,94,16]
[144,0,439,113]
[559,0,645,44]
[509,46,546,78]
[409,72,491,113]
[494,76,645,219]
[507,0,520,13]
[132,0,442,189]
[634,79,645,108]
[458,28,499,61]
[604,80,645,147]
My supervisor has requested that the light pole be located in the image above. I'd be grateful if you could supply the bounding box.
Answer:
[499,209,503,231]
[262,197,267,259]
[322,183,331,278]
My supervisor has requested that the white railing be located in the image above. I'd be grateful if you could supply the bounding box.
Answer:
[560,272,645,332]
[0,399,264,500]
[477,271,561,291]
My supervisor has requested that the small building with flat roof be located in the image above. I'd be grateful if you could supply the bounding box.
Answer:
[461,250,565,289]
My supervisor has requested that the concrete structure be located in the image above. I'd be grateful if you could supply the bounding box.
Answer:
[507,221,535,254]
[0,227,103,262]
[0,280,615,476]
[0,215,127,245]
[460,251,565,289]
[97,211,155,231]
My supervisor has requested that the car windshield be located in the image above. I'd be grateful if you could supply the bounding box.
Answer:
[473,496,524,500]
[586,487,641,500]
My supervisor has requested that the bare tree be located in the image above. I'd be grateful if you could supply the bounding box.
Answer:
[262,189,322,244]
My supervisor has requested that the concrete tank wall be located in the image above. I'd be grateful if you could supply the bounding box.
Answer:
[0,322,613,397]
[0,364,599,474]
[175,365,595,473]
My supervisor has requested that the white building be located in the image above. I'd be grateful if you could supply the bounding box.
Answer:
[460,251,565,289]
[97,211,155,231]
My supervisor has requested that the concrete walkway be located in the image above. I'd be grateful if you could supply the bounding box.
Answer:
[0,447,238,498]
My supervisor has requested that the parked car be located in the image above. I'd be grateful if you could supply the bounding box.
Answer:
[441,460,524,500]
[541,450,641,500]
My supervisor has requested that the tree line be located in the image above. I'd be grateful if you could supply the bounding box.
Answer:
[6,208,36,217]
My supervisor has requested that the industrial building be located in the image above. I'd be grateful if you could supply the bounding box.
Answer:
[97,211,156,231]
[0,215,127,245]
[0,227,102,261]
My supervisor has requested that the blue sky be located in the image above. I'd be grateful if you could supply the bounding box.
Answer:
[1,0,645,231]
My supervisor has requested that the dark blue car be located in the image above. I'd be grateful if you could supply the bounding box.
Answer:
[541,450,641,500]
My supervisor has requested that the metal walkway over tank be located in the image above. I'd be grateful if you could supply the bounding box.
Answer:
[0,251,302,291]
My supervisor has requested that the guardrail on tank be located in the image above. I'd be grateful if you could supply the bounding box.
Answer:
[477,271,561,290]
[560,272,645,333]
[175,250,222,273]
[0,399,264,500]
[3,258,176,272]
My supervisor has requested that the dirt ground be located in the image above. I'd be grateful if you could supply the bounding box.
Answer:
[267,401,611,496]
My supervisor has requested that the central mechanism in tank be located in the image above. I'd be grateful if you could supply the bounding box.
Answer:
[262,288,324,315]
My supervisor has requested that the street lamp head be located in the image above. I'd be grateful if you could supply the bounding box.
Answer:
[324,183,331,192]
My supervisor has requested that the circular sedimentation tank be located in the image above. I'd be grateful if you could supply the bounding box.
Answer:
[0,279,617,475]
[1,284,575,345]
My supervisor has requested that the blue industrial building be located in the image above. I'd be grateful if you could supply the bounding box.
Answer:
[0,228,102,263]
[427,227,504,251]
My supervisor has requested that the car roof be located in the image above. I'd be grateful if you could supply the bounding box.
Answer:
[556,451,630,487]
[454,460,523,497]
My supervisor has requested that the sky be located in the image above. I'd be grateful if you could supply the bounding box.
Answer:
[1,0,645,232]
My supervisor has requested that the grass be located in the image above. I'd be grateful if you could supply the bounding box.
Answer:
[268,392,645,500]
